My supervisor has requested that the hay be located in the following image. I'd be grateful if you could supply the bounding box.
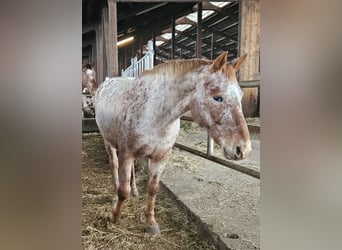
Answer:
[82,133,215,250]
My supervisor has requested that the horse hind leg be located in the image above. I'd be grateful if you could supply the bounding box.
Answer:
[144,154,170,235]
[111,155,134,223]
[104,141,120,206]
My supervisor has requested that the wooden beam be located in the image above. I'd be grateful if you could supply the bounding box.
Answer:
[171,16,175,59]
[211,34,214,60]
[82,25,97,34]
[153,31,156,63]
[202,22,238,42]
[102,7,109,79]
[119,3,195,38]
[164,40,195,55]
[156,36,169,42]
[239,0,260,117]
[194,2,239,19]
[196,2,202,58]
[91,41,96,64]
[108,0,118,77]
[155,51,168,60]
[175,16,197,26]
[96,24,104,83]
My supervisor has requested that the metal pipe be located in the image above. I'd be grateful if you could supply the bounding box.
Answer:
[239,80,260,88]
[207,133,214,156]
[174,143,260,179]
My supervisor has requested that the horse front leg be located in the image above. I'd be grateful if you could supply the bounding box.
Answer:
[144,155,169,234]
[111,155,134,223]
[131,163,139,197]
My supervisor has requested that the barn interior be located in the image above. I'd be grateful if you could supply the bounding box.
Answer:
[82,0,260,117]
[82,1,260,249]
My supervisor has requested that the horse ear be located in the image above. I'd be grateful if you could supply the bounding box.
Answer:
[231,53,248,71]
[212,52,228,72]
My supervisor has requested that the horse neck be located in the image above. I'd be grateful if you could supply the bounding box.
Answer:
[141,67,205,125]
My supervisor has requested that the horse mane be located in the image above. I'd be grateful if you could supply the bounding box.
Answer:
[141,59,212,78]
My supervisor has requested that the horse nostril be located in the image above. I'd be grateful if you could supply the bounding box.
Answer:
[235,146,242,158]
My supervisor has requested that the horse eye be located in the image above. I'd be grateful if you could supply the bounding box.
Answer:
[213,96,223,102]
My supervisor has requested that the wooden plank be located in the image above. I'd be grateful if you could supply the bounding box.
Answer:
[239,0,260,117]
[82,119,98,133]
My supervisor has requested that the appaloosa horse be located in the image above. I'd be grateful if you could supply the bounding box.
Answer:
[95,52,251,234]
[82,63,97,118]
[82,63,97,95]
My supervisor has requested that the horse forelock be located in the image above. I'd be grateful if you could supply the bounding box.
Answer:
[141,59,212,79]
[223,63,238,82]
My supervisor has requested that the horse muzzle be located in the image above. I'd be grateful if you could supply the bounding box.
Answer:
[223,140,251,160]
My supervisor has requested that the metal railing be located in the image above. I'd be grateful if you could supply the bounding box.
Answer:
[121,40,154,77]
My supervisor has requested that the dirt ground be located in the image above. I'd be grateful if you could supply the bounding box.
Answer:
[82,133,216,250]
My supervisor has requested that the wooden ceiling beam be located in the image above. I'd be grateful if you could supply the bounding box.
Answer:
[193,2,239,19]
[201,23,238,42]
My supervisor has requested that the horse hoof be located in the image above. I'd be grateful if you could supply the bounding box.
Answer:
[145,226,161,235]
[131,188,139,197]
[109,210,120,224]
[108,213,116,223]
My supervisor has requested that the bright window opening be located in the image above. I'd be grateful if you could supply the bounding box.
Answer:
[210,2,231,8]
[186,10,215,23]
[155,41,165,46]
[160,33,178,40]
[175,24,192,32]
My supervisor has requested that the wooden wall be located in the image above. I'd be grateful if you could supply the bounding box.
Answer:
[239,0,260,117]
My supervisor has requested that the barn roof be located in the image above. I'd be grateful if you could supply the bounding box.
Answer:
[83,1,240,65]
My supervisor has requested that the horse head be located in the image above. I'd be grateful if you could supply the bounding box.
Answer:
[82,64,97,95]
[190,52,251,160]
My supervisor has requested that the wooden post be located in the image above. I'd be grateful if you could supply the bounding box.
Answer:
[196,2,202,58]
[152,32,156,63]
[102,7,109,79]
[91,41,96,66]
[238,0,260,117]
[96,24,104,83]
[108,0,118,77]
[140,40,143,59]
[211,34,214,60]
[124,49,127,69]
[131,44,135,59]
[208,28,214,152]
[171,16,175,59]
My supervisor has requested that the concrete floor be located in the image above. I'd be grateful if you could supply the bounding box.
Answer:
[160,120,260,249]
